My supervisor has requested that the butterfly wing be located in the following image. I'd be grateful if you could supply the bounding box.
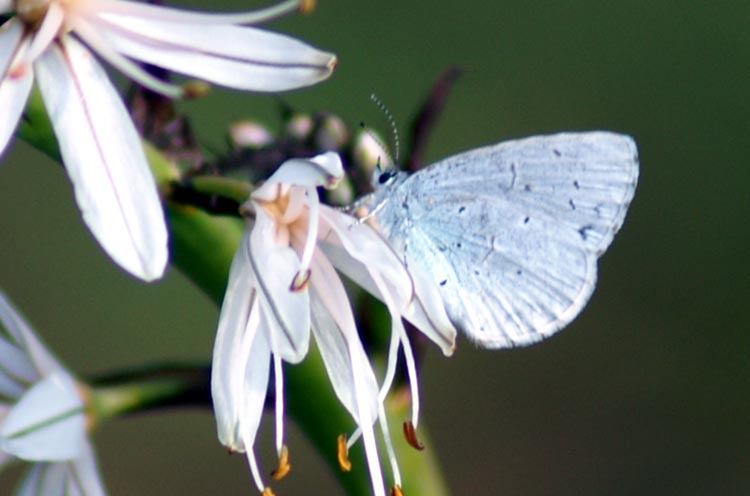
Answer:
[374,132,638,348]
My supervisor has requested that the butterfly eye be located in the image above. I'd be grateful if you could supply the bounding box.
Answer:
[378,169,396,185]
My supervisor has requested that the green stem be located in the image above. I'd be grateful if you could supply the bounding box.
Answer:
[88,364,211,425]
[188,176,253,204]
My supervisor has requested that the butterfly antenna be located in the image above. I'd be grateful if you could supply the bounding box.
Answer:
[370,93,400,164]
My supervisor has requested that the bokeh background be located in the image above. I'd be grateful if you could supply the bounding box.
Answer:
[1,0,749,494]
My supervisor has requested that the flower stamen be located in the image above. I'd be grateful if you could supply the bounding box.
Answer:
[391,485,405,496]
[273,355,285,455]
[271,445,291,480]
[377,403,402,489]
[288,186,319,290]
[290,269,311,292]
[402,421,424,451]
[299,0,316,15]
[337,434,352,472]
[182,80,212,99]
[8,62,30,79]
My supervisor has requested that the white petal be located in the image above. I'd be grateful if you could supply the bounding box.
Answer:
[319,206,413,307]
[320,207,457,354]
[0,22,32,158]
[252,153,344,202]
[15,454,104,496]
[23,2,64,64]
[34,38,168,281]
[305,250,387,494]
[69,16,185,98]
[0,290,63,383]
[0,428,14,468]
[68,443,107,496]
[91,14,335,92]
[15,463,49,496]
[80,0,300,25]
[1,371,86,461]
[251,210,310,363]
[0,0,13,14]
[309,252,378,422]
[212,230,259,450]
[0,20,23,77]
[238,329,271,454]
[0,356,28,398]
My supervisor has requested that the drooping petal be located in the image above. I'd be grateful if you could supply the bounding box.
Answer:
[318,206,413,310]
[90,14,336,92]
[253,152,343,201]
[34,38,168,281]
[211,230,259,450]
[308,251,379,422]
[251,209,310,363]
[1,370,86,462]
[320,206,458,354]
[238,330,271,488]
[307,251,385,496]
[0,22,33,157]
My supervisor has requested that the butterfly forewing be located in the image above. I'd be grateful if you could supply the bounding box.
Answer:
[372,132,639,348]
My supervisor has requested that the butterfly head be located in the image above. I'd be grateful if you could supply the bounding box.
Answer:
[372,166,400,189]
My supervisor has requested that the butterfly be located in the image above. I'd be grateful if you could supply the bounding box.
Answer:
[353,132,639,348]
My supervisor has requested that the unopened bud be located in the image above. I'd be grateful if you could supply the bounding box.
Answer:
[229,121,275,150]
[285,113,314,141]
[315,114,350,151]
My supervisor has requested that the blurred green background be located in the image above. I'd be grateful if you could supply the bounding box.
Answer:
[1,0,749,494]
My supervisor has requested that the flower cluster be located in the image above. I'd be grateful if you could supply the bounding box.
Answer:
[1,0,454,494]
[212,152,456,495]
[0,0,335,281]
[0,291,106,495]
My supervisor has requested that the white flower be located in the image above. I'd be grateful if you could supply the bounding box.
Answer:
[0,0,336,281]
[211,152,416,496]
[0,290,106,495]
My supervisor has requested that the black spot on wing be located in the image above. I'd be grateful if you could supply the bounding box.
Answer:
[578,225,594,241]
